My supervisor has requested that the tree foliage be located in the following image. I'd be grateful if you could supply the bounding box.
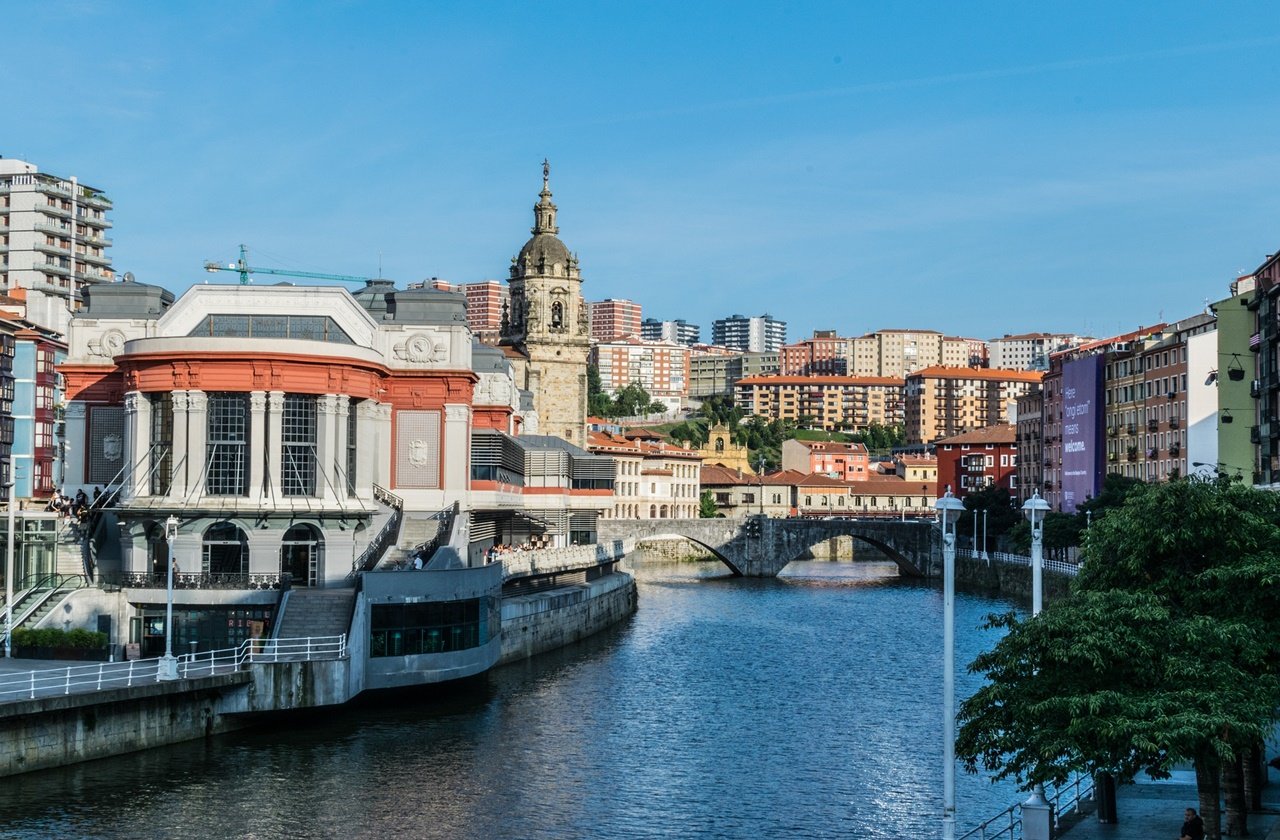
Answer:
[586,369,667,419]
[698,490,720,518]
[956,477,1280,838]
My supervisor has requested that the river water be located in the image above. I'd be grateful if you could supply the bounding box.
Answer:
[0,560,1027,839]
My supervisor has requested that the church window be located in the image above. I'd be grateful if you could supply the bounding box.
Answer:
[551,301,564,329]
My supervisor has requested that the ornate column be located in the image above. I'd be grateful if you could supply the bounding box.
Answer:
[248,391,267,500]
[354,400,380,497]
[63,402,88,490]
[185,392,208,500]
[315,394,340,500]
[266,391,284,500]
[122,391,152,502]
[332,395,351,499]
[169,392,190,500]
[442,403,471,497]
[374,403,394,489]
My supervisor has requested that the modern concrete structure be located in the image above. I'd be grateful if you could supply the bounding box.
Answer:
[0,157,114,334]
[987,333,1089,371]
[711,313,786,353]
[848,330,986,378]
[588,299,642,343]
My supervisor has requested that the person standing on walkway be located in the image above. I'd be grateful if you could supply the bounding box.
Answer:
[1179,806,1205,840]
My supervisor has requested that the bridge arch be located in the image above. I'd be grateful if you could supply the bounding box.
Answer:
[773,530,925,577]
[632,531,745,577]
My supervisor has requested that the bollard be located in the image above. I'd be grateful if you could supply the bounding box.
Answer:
[1022,788,1054,840]
[1095,773,1118,823]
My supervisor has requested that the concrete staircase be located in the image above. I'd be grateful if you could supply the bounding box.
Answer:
[378,510,451,570]
[274,589,356,639]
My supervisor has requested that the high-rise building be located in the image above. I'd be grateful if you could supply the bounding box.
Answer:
[588,298,641,342]
[499,162,591,445]
[711,313,786,353]
[780,330,848,375]
[0,157,114,334]
[640,318,700,346]
[458,280,508,344]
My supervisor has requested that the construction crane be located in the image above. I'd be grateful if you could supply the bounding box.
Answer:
[203,244,374,285]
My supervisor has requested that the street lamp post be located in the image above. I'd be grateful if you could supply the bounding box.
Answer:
[757,456,765,517]
[935,489,965,840]
[1020,490,1053,837]
[4,476,14,659]
[158,515,179,680]
[982,509,989,561]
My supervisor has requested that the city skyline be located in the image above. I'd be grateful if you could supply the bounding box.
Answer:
[6,2,1280,338]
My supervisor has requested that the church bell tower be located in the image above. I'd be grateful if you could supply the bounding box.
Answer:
[500,161,590,444]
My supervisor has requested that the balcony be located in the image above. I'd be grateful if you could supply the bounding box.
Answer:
[1169,444,1181,457]
[1108,451,1117,462]
[34,242,70,257]
[1126,448,1139,462]
[1169,417,1180,429]
[1146,448,1158,459]
[1252,426,1262,444]
[1107,426,1118,437]
[1127,424,1137,435]
[1147,419,1159,432]
[1252,379,1263,398]
[38,203,71,219]
[37,262,71,277]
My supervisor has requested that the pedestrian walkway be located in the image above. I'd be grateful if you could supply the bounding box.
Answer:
[1057,771,1280,840]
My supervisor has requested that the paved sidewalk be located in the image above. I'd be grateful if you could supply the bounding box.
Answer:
[1057,771,1280,840]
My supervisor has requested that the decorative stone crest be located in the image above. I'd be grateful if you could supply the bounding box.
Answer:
[102,434,123,462]
[89,328,127,358]
[408,439,431,466]
[394,332,448,364]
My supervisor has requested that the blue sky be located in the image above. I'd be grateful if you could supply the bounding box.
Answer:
[6,2,1280,340]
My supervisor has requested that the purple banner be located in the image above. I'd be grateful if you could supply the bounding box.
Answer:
[1061,355,1104,513]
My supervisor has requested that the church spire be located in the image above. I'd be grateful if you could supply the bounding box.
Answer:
[532,158,558,235]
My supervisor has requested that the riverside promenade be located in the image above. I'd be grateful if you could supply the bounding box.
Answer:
[1053,772,1280,840]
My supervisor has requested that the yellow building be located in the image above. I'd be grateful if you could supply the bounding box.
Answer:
[733,375,904,432]
[904,366,1043,445]
[694,424,756,474]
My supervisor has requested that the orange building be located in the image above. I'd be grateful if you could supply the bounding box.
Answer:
[903,366,1043,444]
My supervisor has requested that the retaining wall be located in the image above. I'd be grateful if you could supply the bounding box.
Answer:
[498,572,637,664]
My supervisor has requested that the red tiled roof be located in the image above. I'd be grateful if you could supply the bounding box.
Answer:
[934,424,1016,446]
[735,375,904,387]
[908,366,1043,383]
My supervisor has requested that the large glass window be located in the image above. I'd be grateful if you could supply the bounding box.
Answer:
[369,597,498,657]
[188,314,354,345]
[281,394,317,496]
[202,522,248,577]
[280,524,322,587]
[206,393,248,496]
[150,392,172,496]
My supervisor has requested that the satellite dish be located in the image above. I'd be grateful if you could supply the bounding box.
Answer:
[122,272,135,284]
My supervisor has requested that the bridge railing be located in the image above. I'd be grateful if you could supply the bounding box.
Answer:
[968,550,1080,578]
[499,542,630,581]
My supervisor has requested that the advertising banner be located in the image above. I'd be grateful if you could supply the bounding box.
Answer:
[1060,355,1104,512]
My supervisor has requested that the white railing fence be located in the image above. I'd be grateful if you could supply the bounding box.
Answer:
[966,549,1081,578]
[958,776,1095,840]
[0,634,347,703]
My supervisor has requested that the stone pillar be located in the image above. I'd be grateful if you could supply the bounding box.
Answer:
[266,391,284,500]
[373,403,393,489]
[169,392,190,500]
[248,391,267,500]
[185,391,207,500]
[63,402,87,491]
[123,392,152,502]
[332,394,351,499]
[354,400,379,498]
[315,394,340,501]
[442,403,471,497]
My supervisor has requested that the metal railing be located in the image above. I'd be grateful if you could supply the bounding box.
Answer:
[0,634,347,703]
[354,485,404,573]
[966,550,1081,578]
[105,572,288,591]
[958,776,1094,840]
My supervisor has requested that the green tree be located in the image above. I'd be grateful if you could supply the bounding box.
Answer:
[698,490,720,518]
[957,485,1021,552]
[587,364,613,418]
[958,478,1280,837]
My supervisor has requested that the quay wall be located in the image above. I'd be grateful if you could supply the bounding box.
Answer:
[0,673,253,778]
[954,555,1073,606]
[499,572,637,664]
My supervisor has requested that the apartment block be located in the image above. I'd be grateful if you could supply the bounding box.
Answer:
[0,157,114,334]
[903,367,1042,444]
[781,438,871,481]
[848,330,986,378]
[711,313,786,353]
[457,280,508,344]
[1014,387,1043,504]
[587,430,701,519]
[988,332,1089,371]
[589,337,690,410]
[935,424,1017,498]
[780,330,848,376]
[734,375,904,432]
[688,348,779,398]
[588,298,642,342]
[640,318,700,346]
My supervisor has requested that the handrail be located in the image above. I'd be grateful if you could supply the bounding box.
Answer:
[959,775,1095,840]
[353,488,404,573]
[0,634,349,704]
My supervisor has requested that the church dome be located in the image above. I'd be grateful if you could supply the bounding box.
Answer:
[511,159,578,278]
[518,232,571,268]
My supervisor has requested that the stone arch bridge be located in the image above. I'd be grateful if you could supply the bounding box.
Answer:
[596,517,943,578]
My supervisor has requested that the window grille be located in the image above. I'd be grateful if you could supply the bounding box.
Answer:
[206,393,248,496]
[150,392,172,495]
[281,394,317,497]
[346,399,358,496]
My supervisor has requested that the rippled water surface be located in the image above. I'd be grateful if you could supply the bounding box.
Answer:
[0,560,1026,839]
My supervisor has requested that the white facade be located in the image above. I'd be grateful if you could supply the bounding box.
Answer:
[988,333,1089,371]
[1186,328,1219,477]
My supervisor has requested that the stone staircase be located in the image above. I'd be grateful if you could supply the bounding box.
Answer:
[378,508,454,570]
[274,589,357,639]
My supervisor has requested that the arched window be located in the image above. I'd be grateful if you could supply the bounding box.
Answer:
[551,301,564,328]
[203,523,248,577]
[649,504,657,518]
[280,524,323,587]
[660,505,668,518]
[715,437,725,452]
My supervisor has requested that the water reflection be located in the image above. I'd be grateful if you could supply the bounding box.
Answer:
[0,557,1024,840]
